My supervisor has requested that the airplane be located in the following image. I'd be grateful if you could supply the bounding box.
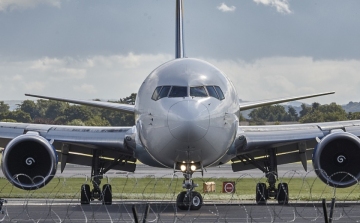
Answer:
[1,0,360,210]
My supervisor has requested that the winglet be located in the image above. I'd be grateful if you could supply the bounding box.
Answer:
[175,0,185,58]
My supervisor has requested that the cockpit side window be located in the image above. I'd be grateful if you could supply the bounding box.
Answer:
[169,86,188,97]
[151,86,162,101]
[214,86,225,100]
[151,86,171,101]
[158,86,171,99]
[206,86,219,99]
[190,86,208,97]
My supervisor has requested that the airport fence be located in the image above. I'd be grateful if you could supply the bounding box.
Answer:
[0,169,360,222]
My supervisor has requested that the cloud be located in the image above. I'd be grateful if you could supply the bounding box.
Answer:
[0,53,172,99]
[217,3,236,12]
[207,57,360,105]
[1,54,359,105]
[73,84,98,94]
[30,57,86,80]
[253,0,292,14]
[24,81,46,92]
[0,0,61,11]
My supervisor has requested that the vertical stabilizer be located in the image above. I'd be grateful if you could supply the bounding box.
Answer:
[175,0,185,58]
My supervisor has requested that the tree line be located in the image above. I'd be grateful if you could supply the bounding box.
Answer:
[245,102,360,125]
[1,95,360,126]
[0,94,136,126]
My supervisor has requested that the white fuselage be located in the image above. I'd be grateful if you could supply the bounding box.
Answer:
[134,58,240,168]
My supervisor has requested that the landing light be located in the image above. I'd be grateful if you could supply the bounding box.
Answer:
[180,165,186,172]
[190,165,196,171]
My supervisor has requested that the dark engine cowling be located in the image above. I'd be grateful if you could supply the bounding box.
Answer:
[313,131,360,188]
[1,133,58,190]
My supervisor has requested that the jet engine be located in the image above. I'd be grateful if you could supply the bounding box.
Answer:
[312,131,360,188]
[1,133,58,190]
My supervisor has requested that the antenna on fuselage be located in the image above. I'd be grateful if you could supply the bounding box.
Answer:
[175,0,185,58]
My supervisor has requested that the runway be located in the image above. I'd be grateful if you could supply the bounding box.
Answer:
[55,162,317,179]
[1,199,360,222]
[0,163,348,222]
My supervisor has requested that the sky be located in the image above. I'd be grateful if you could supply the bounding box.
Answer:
[0,0,359,105]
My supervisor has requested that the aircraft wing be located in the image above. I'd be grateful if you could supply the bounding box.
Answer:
[231,120,360,172]
[239,91,335,111]
[25,94,135,114]
[0,122,136,173]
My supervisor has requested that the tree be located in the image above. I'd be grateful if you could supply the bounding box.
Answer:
[66,119,85,126]
[19,100,38,119]
[287,106,298,121]
[300,102,348,123]
[0,119,16,122]
[35,99,51,118]
[119,93,137,105]
[64,105,92,122]
[299,103,311,118]
[84,116,111,126]
[5,110,32,123]
[0,101,10,114]
[249,105,287,122]
[239,113,246,122]
[45,101,68,120]
[348,112,360,120]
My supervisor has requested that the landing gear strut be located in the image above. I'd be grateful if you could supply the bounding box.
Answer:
[254,148,289,205]
[176,163,203,210]
[80,149,112,205]
[237,148,289,205]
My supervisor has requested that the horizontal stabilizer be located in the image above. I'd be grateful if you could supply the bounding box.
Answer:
[25,94,135,114]
[240,91,335,111]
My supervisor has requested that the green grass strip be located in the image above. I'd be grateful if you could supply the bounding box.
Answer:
[1,176,360,201]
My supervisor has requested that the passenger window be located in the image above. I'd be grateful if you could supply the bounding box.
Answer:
[190,86,208,97]
[169,86,188,97]
[151,86,162,101]
[214,86,225,100]
[206,86,219,99]
[158,86,171,99]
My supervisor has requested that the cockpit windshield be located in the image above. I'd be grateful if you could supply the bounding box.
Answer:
[190,86,207,97]
[169,86,188,97]
[151,85,225,101]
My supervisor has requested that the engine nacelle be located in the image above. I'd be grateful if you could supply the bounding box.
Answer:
[1,133,58,190]
[313,131,360,188]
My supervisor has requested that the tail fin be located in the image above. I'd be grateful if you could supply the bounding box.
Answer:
[175,0,185,58]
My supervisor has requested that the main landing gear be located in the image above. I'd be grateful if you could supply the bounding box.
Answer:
[175,163,203,210]
[237,148,289,205]
[255,148,289,205]
[80,149,112,205]
[80,149,134,205]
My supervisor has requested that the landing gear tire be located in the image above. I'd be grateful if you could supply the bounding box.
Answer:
[277,183,289,205]
[190,191,203,210]
[102,184,112,205]
[176,191,203,210]
[176,191,187,210]
[81,184,91,205]
[256,183,268,205]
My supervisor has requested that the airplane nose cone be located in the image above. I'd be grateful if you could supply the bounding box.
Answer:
[168,100,209,142]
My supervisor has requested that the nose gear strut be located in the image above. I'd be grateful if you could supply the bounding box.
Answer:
[175,163,203,210]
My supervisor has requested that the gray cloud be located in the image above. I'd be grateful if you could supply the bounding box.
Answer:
[0,0,359,105]
[0,0,62,11]
[1,53,359,105]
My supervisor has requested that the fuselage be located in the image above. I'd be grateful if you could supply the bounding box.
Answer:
[134,58,240,168]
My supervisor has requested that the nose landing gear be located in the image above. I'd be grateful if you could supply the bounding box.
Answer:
[175,162,203,210]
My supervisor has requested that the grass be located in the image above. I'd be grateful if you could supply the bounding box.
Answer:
[1,176,360,201]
